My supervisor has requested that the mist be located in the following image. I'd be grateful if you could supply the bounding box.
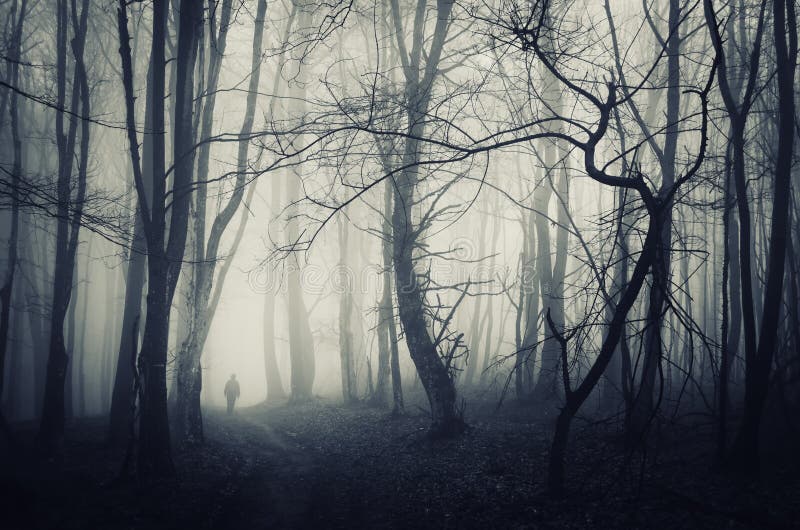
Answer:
[1,0,799,528]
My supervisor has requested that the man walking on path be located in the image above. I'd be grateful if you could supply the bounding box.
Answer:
[224,374,241,414]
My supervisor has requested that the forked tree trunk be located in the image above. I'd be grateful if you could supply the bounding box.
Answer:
[549,216,660,494]
[627,0,681,446]
[388,0,462,436]
[0,0,26,416]
[729,0,797,474]
[38,0,89,454]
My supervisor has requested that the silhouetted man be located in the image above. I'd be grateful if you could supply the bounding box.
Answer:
[224,374,240,414]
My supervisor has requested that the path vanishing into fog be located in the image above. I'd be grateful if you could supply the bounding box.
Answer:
[208,407,352,530]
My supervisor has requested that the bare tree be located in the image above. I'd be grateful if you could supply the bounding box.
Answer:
[38,0,90,455]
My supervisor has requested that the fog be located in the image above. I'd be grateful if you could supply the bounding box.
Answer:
[1,0,798,524]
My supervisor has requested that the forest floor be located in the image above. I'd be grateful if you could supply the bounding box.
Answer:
[2,393,799,529]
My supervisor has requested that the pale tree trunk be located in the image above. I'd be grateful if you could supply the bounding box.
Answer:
[519,205,539,398]
[76,243,91,416]
[27,222,50,416]
[286,171,316,401]
[263,163,286,401]
[108,206,148,444]
[262,4,297,403]
[463,209,488,386]
[479,200,501,389]
[285,2,316,403]
[99,261,118,414]
[338,217,357,403]
[372,192,392,406]
[482,209,511,387]
[531,47,569,405]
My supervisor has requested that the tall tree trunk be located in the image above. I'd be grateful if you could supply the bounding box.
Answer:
[38,0,89,455]
[549,215,660,494]
[174,0,235,445]
[463,213,488,385]
[481,200,501,390]
[601,185,630,413]
[108,45,153,443]
[388,0,462,435]
[381,179,403,413]
[518,207,538,399]
[285,3,316,403]
[27,224,50,416]
[730,0,797,474]
[286,172,316,401]
[0,0,26,422]
[703,0,771,471]
[99,262,118,414]
[627,0,681,445]
[118,0,201,478]
[338,217,357,403]
[372,0,400,410]
[263,168,286,402]
[261,3,297,403]
[108,217,146,444]
[531,47,569,405]
[76,243,91,416]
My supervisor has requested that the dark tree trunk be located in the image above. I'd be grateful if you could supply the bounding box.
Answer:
[108,216,146,445]
[530,39,569,406]
[0,0,26,414]
[549,216,660,494]
[174,0,236,446]
[109,36,154,445]
[729,0,797,475]
[600,185,630,413]
[626,0,681,447]
[389,0,462,435]
[38,0,89,455]
[138,0,201,473]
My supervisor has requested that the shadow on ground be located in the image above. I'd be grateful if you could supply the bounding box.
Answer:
[2,397,799,529]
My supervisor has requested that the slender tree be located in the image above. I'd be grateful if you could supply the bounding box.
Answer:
[38,0,90,455]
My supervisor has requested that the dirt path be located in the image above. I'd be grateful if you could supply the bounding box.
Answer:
[208,409,345,529]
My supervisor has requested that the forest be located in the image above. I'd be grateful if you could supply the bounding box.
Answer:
[0,0,799,528]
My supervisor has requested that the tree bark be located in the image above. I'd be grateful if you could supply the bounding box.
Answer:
[338,217,357,403]
[627,0,681,446]
[729,0,797,475]
[388,0,463,436]
[0,0,26,414]
[38,0,89,455]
